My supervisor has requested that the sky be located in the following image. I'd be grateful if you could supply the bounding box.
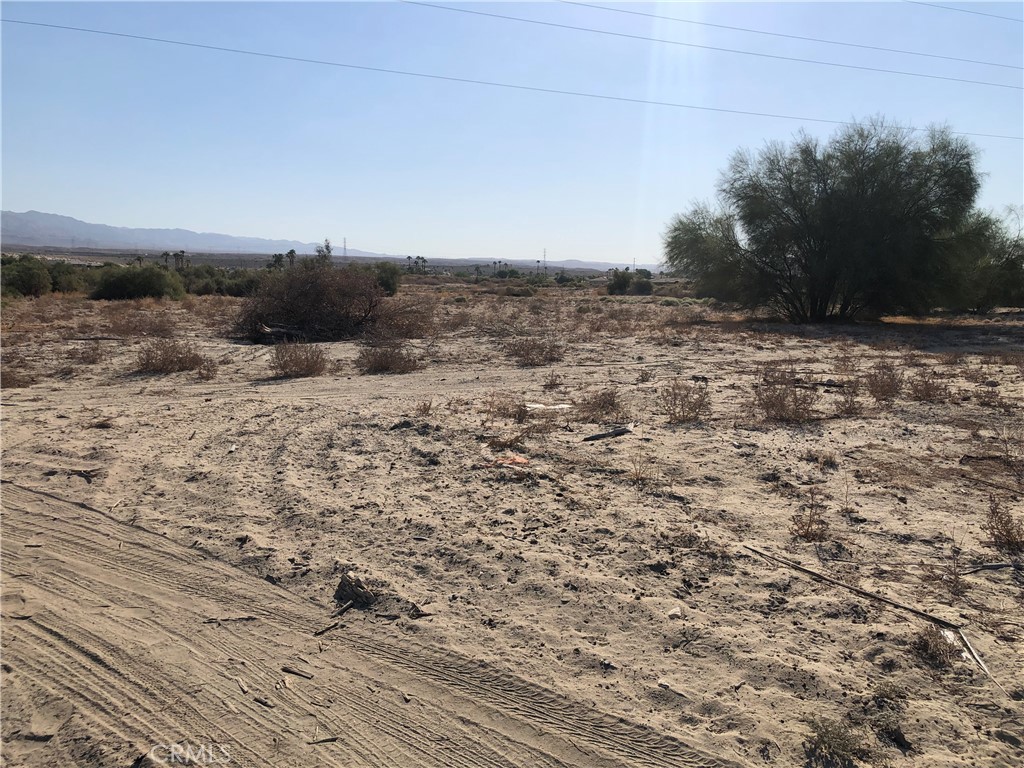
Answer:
[2,1,1022,265]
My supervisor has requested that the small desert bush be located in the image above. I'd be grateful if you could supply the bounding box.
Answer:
[804,717,871,767]
[92,265,185,301]
[661,378,711,423]
[982,495,1024,554]
[907,370,949,402]
[270,343,328,378]
[575,386,629,423]
[104,305,178,338]
[483,391,529,422]
[1,350,35,388]
[912,625,957,668]
[354,343,421,375]
[135,339,211,374]
[836,379,862,417]
[236,263,384,341]
[367,295,437,343]
[753,363,819,423]
[542,370,564,390]
[864,359,903,403]
[790,489,829,542]
[504,337,565,367]
[65,342,107,365]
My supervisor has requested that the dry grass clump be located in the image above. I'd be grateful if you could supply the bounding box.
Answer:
[912,625,958,668]
[503,337,565,367]
[486,420,557,452]
[270,342,328,378]
[982,495,1024,554]
[135,339,212,375]
[790,489,829,541]
[906,370,949,402]
[753,363,819,423]
[836,379,862,417]
[541,370,564,390]
[482,391,529,422]
[802,449,839,471]
[921,534,969,602]
[1,349,35,388]
[354,343,421,375]
[65,342,107,365]
[803,717,871,767]
[104,304,178,338]
[863,359,903,403]
[661,378,711,424]
[575,386,630,423]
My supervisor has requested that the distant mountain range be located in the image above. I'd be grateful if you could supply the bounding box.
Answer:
[1,210,660,272]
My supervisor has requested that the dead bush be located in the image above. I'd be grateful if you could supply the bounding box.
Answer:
[753,363,819,423]
[354,343,421,375]
[790,489,829,542]
[270,342,328,378]
[482,391,528,422]
[836,378,862,417]
[982,495,1024,554]
[104,305,178,338]
[1,350,35,388]
[864,359,903,403]
[368,296,437,343]
[907,370,949,402]
[804,717,872,767]
[912,625,957,668]
[542,370,564,390]
[135,339,211,374]
[236,263,384,341]
[504,337,565,367]
[65,342,107,365]
[661,378,711,423]
[575,387,629,423]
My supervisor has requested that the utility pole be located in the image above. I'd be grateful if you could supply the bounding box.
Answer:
[343,238,347,259]
[543,248,547,273]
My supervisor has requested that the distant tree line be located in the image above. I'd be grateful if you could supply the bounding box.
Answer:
[664,119,1024,321]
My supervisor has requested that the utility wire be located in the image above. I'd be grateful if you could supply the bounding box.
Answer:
[3,18,1021,141]
[558,0,1022,70]
[903,1,1024,23]
[402,1,1022,90]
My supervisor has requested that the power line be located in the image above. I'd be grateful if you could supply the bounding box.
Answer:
[402,1,1021,90]
[3,18,1021,141]
[903,1,1024,23]
[557,0,1022,71]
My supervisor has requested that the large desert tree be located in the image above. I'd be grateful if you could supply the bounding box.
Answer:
[664,120,986,321]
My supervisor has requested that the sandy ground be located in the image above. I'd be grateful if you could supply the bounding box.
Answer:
[2,290,1023,767]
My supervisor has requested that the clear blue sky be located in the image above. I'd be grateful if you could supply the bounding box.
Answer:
[3,1,1022,264]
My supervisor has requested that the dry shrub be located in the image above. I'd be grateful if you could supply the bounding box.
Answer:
[104,304,178,338]
[802,449,838,471]
[413,400,433,417]
[907,370,949,402]
[575,387,629,423]
[661,378,711,423]
[921,534,969,602]
[836,378,862,417]
[135,339,211,374]
[804,717,871,766]
[354,343,421,375]
[754,363,819,423]
[982,495,1024,554]
[1,349,35,388]
[542,370,564,390]
[912,625,957,668]
[270,342,328,378]
[482,391,528,422]
[864,359,903,403]
[487,420,556,452]
[938,350,963,366]
[236,264,384,341]
[636,368,656,384]
[504,337,565,367]
[368,296,437,343]
[790,489,829,542]
[65,342,107,365]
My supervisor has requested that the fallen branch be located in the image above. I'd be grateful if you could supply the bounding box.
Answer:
[962,563,1019,575]
[582,425,633,443]
[743,545,961,629]
[312,621,340,637]
[281,665,314,680]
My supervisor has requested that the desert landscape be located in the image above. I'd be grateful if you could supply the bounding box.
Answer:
[1,287,1022,767]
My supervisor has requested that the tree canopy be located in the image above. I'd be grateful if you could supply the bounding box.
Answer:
[664,120,1022,321]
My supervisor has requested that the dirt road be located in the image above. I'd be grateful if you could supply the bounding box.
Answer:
[0,481,737,768]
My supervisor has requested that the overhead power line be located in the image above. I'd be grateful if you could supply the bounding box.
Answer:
[557,0,1022,70]
[3,18,1021,141]
[402,1,1022,90]
[903,1,1024,23]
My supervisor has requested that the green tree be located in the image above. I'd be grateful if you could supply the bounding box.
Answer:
[373,261,403,296]
[664,120,984,321]
[607,268,632,295]
[315,239,333,264]
[1,256,52,297]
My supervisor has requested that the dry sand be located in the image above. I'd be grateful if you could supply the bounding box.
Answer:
[2,290,1022,767]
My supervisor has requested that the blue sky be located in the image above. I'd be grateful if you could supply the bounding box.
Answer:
[3,1,1022,264]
